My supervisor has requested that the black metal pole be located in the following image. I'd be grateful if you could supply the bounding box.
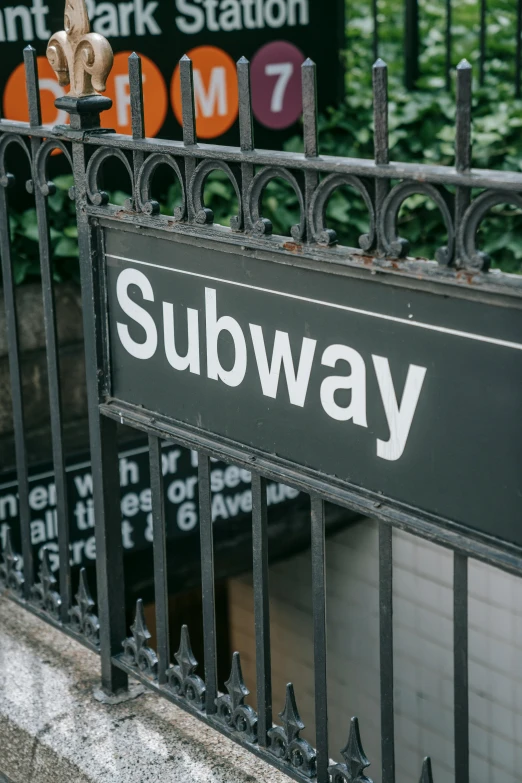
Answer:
[57,92,128,695]
[379,523,395,783]
[445,0,452,91]
[515,0,522,98]
[198,453,218,714]
[149,435,170,685]
[311,496,328,783]
[25,47,72,623]
[252,473,272,745]
[404,0,420,89]
[454,553,469,783]
[479,0,487,86]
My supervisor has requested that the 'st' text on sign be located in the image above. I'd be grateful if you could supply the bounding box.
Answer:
[104,226,522,547]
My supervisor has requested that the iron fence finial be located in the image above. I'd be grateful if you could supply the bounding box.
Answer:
[47,0,113,99]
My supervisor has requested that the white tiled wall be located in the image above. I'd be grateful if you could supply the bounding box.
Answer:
[228,518,522,783]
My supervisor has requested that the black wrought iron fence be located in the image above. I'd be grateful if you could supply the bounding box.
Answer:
[1,6,522,783]
[368,0,522,93]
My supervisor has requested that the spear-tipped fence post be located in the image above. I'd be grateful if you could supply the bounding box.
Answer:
[302,58,319,244]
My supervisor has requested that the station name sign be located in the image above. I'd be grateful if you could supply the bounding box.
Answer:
[105,228,522,547]
[1,0,343,144]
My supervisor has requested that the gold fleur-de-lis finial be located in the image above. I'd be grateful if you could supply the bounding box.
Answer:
[46,0,113,98]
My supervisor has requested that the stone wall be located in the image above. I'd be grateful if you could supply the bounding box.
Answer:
[0,282,88,469]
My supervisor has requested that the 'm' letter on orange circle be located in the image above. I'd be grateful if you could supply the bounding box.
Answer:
[171,46,238,139]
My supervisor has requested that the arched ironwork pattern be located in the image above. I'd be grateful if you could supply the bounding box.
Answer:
[136,152,186,219]
[458,190,522,271]
[246,166,305,241]
[379,181,455,265]
[85,146,134,207]
[32,139,74,198]
[309,172,376,248]
[189,159,242,230]
[0,134,32,189]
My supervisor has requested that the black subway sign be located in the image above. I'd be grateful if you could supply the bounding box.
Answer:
[105,228,522,546]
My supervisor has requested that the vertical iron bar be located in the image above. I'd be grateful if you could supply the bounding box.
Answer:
[373,59,389,257]
[373,0,379,62]
[149,435,169,685]
[311,496,328,783]
[0,182,33,599]
[237,57,254,232]
[479,0,486,86]
[373,60,389,165]
[129,52,145,141]
[129,52,145,211]
[252,473,272,745]
[379,523,395,783]
[302,58,319,244]
[454,553,469,783]
[455,60,472,266]
[72,137,128,694]
[445,0,452,91]
[455,61,472,173]
[515,0,522,98]
[302,59,318,159]
[180,55,197,222]
[25,46,72,621]
[238,57,254,153]
[198,452,217,714]
[0,64,33,597]
[404,0,420,89]
[24,46,41,127]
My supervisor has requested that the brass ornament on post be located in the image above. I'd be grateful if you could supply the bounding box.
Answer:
[46,0,114,131]
[47,0,113,98]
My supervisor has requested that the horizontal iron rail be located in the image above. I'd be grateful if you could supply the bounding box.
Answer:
[2,120,522,194]
[99,398,522,578]
[91,212,522,299]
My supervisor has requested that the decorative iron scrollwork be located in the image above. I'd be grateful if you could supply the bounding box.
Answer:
[46,0,113,98]
[189,160,242,230]
[267,683,316,777]
[31,547,62,620]
[166,624,206,710]
[247,166,305,241]
[86,147,134,207]
[308,173,376,249]
[458,190,522,272]
[32,139,74,199]
[122,598,158,677]
[379,181,455,265]
[0,134,31,189]
[0,527,24,597]
[328,717,372,783]
[69,568,100,645]
[136,153,186,219]
[419,756,434,783]
[215,652,258,743]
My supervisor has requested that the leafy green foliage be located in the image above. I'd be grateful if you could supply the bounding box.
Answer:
[256,0,522,270]
[9,175,80,285]
[7,0,522,284]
